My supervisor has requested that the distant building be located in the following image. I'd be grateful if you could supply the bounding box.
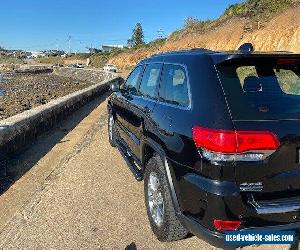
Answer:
[0,49,29,58]
[45,50,65,57]
[101,45,126,52]
[88,48,102,54]
[29,51,47,58]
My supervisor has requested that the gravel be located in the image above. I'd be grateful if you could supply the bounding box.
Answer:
[0,73,97,120]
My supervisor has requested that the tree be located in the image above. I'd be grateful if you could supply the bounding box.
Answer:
[131,23,145,47]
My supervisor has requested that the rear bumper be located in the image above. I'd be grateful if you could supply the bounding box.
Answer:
[168,159,300,247]
[179,214,228,248]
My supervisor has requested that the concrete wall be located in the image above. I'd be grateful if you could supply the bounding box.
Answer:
[53,67,117,83]
[0,76,121,170]
[14,68,53,75]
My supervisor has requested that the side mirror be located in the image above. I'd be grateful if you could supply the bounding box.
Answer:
[110,82,120,92]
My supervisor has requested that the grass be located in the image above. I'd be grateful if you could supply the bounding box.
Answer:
[223,0,296,20]
[35,56,64,64]
[169,0,298,39]
[36,53,91,65]
[0,55,24,64]
[89,53,111,68]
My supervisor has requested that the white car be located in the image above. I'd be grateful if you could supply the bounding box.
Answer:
[103,64,117,73]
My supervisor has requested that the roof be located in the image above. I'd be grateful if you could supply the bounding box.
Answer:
[141,44,300,65]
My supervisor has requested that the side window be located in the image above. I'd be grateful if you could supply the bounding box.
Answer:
[159,64,189,107]
[122,66,143,94]
[138,64,162,99]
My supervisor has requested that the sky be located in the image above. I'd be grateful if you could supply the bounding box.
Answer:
[0,0,242,52]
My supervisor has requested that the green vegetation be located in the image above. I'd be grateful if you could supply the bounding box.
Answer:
[36,56,64,65]
[222,2,248,18]
[89,52,116,68]
[170,0,298,39]
[223,0,296,19]
[36,53,90,65]
[0,55,24,64]
[129,23,145,47]
[176,17,218,36]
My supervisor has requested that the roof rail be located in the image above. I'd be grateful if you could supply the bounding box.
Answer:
[189,48,213,53]
[238,43,254,53]
[151,48,213,58]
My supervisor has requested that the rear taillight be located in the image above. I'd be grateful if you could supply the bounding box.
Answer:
[213,219,241,231]
[192,126,280,162]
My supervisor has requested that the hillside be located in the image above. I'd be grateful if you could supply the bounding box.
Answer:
[109,2,300,70]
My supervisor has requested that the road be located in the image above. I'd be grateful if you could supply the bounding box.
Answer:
[0,94,291,250]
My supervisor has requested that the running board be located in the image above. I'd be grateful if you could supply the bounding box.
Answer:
[116,140,143,182]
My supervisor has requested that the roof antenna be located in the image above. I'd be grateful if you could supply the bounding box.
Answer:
[238,43,254,53]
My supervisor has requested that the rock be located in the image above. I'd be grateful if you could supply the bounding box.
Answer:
[0,69,108,119]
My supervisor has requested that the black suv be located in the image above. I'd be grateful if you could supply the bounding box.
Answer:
[107,44,300,247]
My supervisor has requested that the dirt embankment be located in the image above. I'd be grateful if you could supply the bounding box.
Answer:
[109,6,300,69]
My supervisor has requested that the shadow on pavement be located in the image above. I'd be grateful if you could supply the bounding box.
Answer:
[125,242,137,250]
[0,92,110,195]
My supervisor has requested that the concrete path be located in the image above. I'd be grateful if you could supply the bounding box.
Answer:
[0,96,291,250]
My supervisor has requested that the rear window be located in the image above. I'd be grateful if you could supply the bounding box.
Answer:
[217,58,300,120]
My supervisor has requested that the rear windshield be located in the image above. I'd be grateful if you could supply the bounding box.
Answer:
[216,57,300,120]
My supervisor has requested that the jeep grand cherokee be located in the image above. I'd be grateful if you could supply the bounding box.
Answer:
[107,43,300,247]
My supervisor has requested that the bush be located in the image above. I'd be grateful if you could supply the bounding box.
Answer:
[184,17,214,33]
[223,0,296,19]
[246,0,295,19]
[89,53,111,68]
[0,55,24,64]
[223,3,248,18]
[170,0,298,40]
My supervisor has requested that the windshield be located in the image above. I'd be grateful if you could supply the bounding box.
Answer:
[216,57,300,120]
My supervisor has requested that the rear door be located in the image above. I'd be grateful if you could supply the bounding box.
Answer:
[152,63,192,164]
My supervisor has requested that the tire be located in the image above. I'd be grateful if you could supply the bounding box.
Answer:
[108,110,117,147]
[144,154,188,242]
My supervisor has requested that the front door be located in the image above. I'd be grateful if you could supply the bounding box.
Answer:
[127,63,163,159]
[114,65,144,153]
